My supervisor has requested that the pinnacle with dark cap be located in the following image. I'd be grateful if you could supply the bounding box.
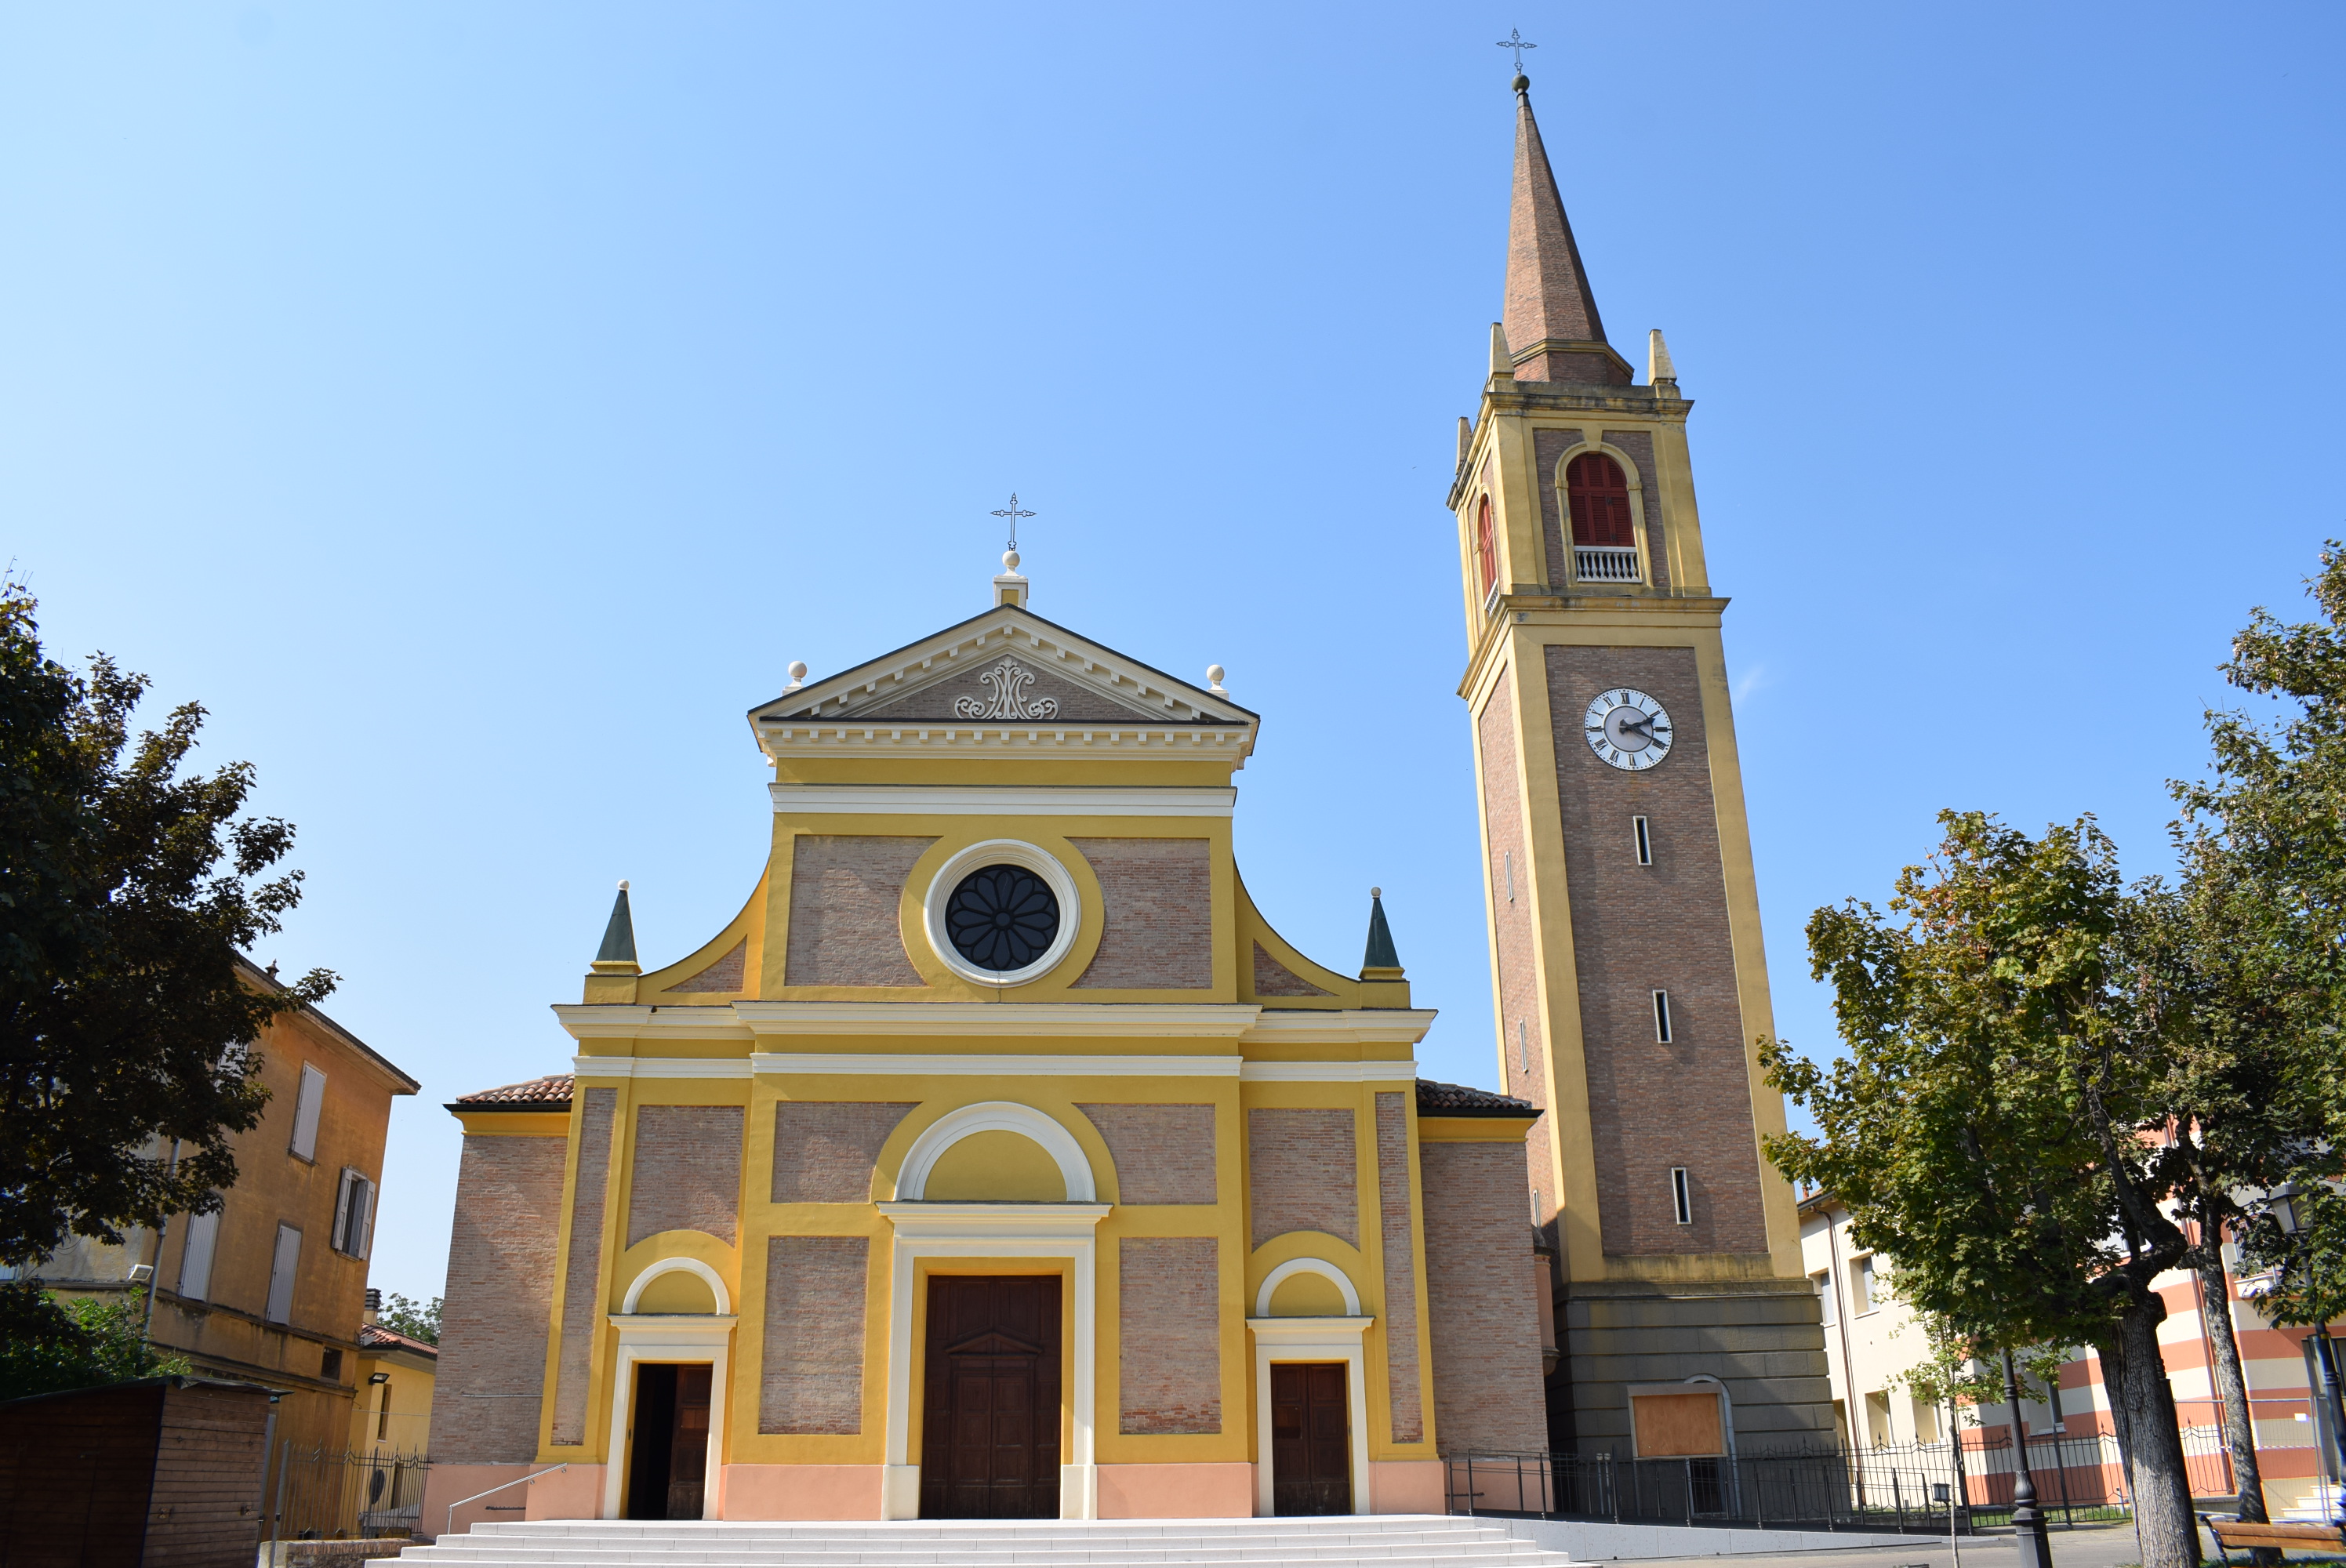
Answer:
[1360,886,1404,978]
[592,879,640,974]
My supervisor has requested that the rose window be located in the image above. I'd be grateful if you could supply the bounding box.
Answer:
[942,865,1061,973]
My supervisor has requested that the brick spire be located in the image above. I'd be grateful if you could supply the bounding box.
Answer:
[1501,75,1631,387]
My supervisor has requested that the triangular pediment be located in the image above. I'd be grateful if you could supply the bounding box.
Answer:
[944,1327,1046,1358]
[748,606,1255,731]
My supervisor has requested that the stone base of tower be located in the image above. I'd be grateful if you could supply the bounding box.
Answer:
[1547,1277,1836,1457]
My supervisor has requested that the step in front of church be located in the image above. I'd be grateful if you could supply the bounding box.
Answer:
[396,1516,1591,1566]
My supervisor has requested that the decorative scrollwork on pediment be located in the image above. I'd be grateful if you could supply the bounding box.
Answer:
[953,658,1060,720]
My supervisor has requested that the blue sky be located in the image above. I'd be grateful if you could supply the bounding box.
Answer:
[4,3,2340,1300]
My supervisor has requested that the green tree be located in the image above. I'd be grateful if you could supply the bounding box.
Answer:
[0,1289,191,1403]
[0,584,333,1277]
[379,1292,441,1345]
[1760,813,2200,1568]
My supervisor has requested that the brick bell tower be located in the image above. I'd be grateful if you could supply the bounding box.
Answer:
[1448,70,1833,1456]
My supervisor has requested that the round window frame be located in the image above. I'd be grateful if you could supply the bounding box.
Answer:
[921,840,1083,988]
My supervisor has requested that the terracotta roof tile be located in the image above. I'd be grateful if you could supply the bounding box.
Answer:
[447,1073,575,1113]
[358,1323,439,1359]
[1414,1078,1537,1118]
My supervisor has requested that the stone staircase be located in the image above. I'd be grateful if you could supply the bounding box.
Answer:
[2277,1480,2344,1523]
[393,1515,1588,1566]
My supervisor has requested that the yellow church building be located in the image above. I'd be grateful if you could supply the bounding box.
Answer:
[421,557,1551,1529]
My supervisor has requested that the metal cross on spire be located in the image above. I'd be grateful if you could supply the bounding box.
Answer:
[1495,27,1537,74]
[990,492,1036,553]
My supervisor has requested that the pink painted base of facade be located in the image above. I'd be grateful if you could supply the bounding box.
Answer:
[1369,1460,1446,1514]
[420,1462,536,1540]
[525,1464,605,1520]
[718,1465,887,1520]
[1095,1462,1255,1518]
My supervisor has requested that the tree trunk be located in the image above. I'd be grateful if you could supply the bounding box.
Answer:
[2198,1253,2275,1560]
[2112,1294,2202,1568]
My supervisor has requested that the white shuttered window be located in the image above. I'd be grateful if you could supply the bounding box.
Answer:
[289,1065,326,1160]
[266,1224,302,1323]
[331,1169,376,1259]
[178,1207,221,1301]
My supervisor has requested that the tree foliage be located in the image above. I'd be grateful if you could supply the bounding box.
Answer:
[0,585,333,1268]
[1760,811,2201,1566]
[379,1292,442,1345]
[0,1287,191,1403]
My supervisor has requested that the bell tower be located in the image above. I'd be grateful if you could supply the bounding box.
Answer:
[1449,71,1833,1454]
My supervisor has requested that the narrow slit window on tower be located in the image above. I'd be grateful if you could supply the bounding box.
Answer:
[1670,1167,1693,1225]
[1632,815,1652,866]
[1517,1017,1529,1073]
[1476,495,1498,597]
[1653,989,1673,1044]
[1504,849,1514,902]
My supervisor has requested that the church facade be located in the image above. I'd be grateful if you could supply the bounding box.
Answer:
[420,556,1550,1527]
[419,69,1828,1532]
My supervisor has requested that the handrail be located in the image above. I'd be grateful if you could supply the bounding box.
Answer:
[444,1463,568,1540]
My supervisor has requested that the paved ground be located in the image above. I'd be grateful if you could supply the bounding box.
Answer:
[1634,1519,2331,1568]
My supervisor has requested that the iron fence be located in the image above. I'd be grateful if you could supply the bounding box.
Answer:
[267,1444,431,1546]
[1447,1426,2283,1534]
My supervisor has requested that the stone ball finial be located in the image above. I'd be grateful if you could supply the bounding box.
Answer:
[788,660,808,681]
[1371,886,1382,899]
[619,879,630,891]
[1206,664,1229,696]
[1003,549,1022,572]
[1513,73,1530,93]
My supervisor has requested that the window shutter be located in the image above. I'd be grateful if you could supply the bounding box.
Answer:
[354,1177,376,1260]
[178,1207,221,1302]
[332,1169,355,1253]
[289,1064,327,1160]
[1565,452,1635,547]
[266,1224,302,1323]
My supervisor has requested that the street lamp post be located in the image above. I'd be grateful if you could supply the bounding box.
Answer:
[2001,1347,2054,1568]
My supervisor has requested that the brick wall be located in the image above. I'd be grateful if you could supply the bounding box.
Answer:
[1117,1237,1221,1435]
[664,938,746,994]
[1603,430,1668,589]
[1251,942,1331,999]
[770,1102,917,1203]
[1479,677,1551,1228]
[759,1236,869,1435]
[862,655,1144,723]
[785,836,936,987]
[1375,1091,1424,1443]
[1076,1103,1216,1204]
[1068,837,1212,989]
[1544,645,1767,1256]
[550,1087,616,1446]
[625,1105,743,1247]
[1421,1141,1550,1452]
[428,1133,565,1463]
[1247,1108,1357,1249]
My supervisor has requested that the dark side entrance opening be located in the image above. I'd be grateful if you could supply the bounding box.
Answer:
[624,1362,711,1520]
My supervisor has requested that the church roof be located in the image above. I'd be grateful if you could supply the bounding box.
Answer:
[358,1322,439,1359]
[445,1073,576,1113]
[1414,1078,1537,1118]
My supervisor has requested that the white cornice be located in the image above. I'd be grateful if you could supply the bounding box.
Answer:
[750,1052,1240,1078]
[728,1002,1263,1039]
[876,1202,1112,1240]
[1238,1010,1438,1047]
[768,785,1237,818]
[572,1054,753,1080]
[553,1005,755,1044]
[1237,1060,1421,1083]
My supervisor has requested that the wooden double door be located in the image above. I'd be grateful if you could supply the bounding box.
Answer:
[1271,1363,1353,1515]
[625,1363,711,1520]
[919,1275,1062,1519]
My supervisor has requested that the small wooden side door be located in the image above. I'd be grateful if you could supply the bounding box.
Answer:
[666,1364,712,1519]
[1270,1362,1352,1515]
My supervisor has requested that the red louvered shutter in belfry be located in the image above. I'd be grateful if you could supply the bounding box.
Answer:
[1476,497,1498,594]
[1566,453,1635,546]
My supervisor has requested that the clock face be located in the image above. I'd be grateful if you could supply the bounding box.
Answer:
[1584,688,1673,771]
